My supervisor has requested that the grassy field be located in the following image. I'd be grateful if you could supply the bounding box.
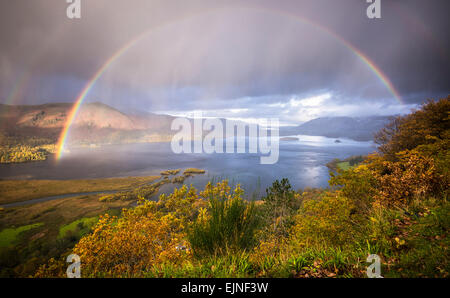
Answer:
[337,161,351,170]
[326,156,365,172]
[58,217,99,239]
[0,193,131,231]
[0,176,160,205]
[0,223,44,247]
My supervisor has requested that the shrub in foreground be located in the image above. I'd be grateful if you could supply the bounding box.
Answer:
[188,181,259,256]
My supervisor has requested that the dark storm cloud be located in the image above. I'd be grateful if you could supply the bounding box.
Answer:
[0,0,448,122]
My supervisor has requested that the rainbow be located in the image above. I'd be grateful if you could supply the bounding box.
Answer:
[4,72,29,106]
[56,6,403,159]
[305,20,403,102]
[0,72,31,129]
[3,27,68,108]
[55,32,150,159]
[261,7,403,102]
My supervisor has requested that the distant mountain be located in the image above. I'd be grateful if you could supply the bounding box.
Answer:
[0,102,396,145]
[280,116,396,141]
[0,102,176,145]
[0,102,260,145]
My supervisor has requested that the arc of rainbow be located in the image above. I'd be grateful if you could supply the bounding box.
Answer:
[56,5,403,160]
[0,72,31,129]
[320,24,403,102]
[55,8,223,160]
[55,33,147,159]
[4,72,30,105]
[3,26,69,107]
[254,6,403,103]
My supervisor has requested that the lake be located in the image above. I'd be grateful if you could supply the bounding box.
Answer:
[0,135,377,197]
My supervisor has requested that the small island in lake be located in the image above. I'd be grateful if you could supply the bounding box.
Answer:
[160,169,181,176]
[183,168,206,175]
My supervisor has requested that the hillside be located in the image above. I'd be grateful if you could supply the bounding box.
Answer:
[280,116,395,141]
[0,102,176,146]
[0,102,398,146]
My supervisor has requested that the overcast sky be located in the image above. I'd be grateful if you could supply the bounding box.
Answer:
[0,0,449,124]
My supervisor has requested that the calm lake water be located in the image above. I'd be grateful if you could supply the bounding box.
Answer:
[0,135,376,197]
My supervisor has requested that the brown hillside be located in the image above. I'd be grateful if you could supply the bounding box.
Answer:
[0,102,176,145]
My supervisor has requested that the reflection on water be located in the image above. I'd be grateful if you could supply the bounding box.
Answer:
[0,135,376,196]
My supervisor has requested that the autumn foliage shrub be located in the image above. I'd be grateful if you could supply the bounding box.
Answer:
[57,185,205,277]
[332,96,449,208]
[188,181,259,256]
[329,162,377,212]
[367,150,443,207]
[375,96,450,160]
[72,212,186,277]
[291,192,360,248]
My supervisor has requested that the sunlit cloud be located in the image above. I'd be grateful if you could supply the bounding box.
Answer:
[155,91,417,126]
[289,93,332,107]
